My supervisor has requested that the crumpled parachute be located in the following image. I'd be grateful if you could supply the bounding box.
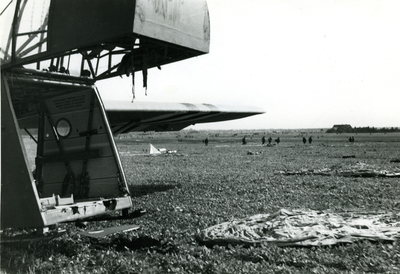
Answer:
[197,209,400,247]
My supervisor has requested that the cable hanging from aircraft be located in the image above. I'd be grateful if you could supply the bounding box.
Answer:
[131,57,137,101]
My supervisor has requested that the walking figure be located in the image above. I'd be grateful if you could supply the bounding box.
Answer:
[268,137,272,145]
[204,137,208,146]
[262,136,266,145]
[242,136,247,145]
[302,137,307,144]
[308,137,312,144]
[275,137,280,145]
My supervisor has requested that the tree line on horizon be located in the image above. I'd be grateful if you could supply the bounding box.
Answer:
[326,125,400,134]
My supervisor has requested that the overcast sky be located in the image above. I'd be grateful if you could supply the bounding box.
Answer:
[23,0,400,130]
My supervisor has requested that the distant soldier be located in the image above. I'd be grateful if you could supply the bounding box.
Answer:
[268,137,272,145]
[308,136,312,144]
[262,136,266,145]
[242,136,247,145]
[204,137,209,146]
[275,137,280,145]
[302,137,307,144]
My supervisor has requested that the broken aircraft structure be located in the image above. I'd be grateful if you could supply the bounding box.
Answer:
[0,0,263,231]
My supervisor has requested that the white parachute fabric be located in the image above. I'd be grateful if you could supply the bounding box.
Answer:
[197,209,400,247]
[149,144,161,155]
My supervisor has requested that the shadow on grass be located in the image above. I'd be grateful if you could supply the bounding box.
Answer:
[129,183,180,198]
[90,235,179,254]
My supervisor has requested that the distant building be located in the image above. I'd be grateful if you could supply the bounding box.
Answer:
[326,124,353,133]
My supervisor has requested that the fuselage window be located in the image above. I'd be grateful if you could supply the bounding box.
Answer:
[56,119,71,137]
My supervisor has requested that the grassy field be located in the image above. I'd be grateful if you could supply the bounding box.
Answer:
[1,131,400,273]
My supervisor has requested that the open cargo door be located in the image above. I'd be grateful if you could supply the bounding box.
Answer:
[37,88,127,200]
[1,71,133,228]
